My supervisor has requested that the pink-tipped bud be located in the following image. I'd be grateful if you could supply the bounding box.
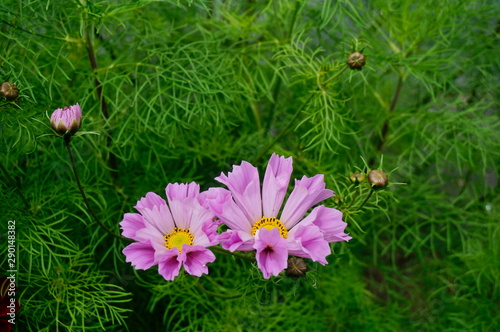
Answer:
[50,103,82,135]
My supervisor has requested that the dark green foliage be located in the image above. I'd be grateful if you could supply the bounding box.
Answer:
[1,0,498,331]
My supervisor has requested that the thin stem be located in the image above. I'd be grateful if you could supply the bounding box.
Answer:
[265,77,283,131]
[251,100,262,131]
[346,186,360,210]
[264,0,302,131]
[254,65,349,164]
[356,189,374,211]
[211,246,256,262]
[241,53,263,131]
[64,136,130,242]
[84,24,118,178]
[286,0,302,39]
[376,75,403,151]
[322,66,348,86]
[254,93,315,164]
[0,19,73,42]
[194,279,243,299]
[0,162,30,212]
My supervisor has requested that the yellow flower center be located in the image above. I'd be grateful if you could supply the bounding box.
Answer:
[164,228,194,253]
[251,217,288,239]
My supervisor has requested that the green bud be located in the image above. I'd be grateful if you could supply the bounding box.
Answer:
[349,173,365,185]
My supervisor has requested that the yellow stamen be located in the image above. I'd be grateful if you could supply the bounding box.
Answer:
[164,228,194,253]
[251,217,288,239]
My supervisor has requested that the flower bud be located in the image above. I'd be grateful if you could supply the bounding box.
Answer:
[368,169,388,189]
[285,257,308,279]
[349,173,365,185]
[347,52,366,70]
[1,82,19,100]
[50,103,82,135]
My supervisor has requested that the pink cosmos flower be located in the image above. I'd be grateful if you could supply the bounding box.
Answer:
[120,182,220,281]
[50,103,82,135]
[206,154,351,279]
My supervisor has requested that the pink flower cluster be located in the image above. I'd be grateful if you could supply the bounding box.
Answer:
[121,154,351,280]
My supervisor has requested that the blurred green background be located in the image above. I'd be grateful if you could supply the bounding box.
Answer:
[1,0,499,331]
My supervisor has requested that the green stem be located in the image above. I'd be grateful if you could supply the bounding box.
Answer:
[264,0,303,131]
[322,66,348,86]
[376,75,403,151]
[84,23,118,179]
[0,162,30,212]
[346,186,360,210]
[64,135,130,242]
[211,246,256,262]
[194,278,243,299]
[0,19,71,42]
[265,76,283,132]
[254,93,315,164]
[255,64,349,164]
[356,189,374,211]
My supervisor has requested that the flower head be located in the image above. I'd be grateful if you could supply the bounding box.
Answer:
[206,154,351,278]
[50,103,82,135]
[120,182,220,281]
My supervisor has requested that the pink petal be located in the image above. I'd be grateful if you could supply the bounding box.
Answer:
[201,219,222,246]
[301,205,352,243]
[140,204,175,235]
[197,189,211,209]
[135,223,168,253]
[72,103,82,119]
[158,248,182,281]
[166,182,200,201]
[189,202,217,238]
[166,183,205,229]
[50,108,62,125]
[204,187,253,233]
[216,161,262,225]
[280,174,334,229]
[134,192,166,214]
[203,187,231,215]
[287,225,331,265]
[262,154,293,217]
[253,228,288,279]
[181,245,216,277]
[120,213,145,241]
[219,230,255,251]
[122,241,156,270]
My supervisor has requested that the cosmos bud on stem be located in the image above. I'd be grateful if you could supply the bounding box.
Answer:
[1,82,19,100]
[285,257,309,279]
[349,173,366,186]
[368,170,388,189]
[347,52,366,70]
[50,103,82,136]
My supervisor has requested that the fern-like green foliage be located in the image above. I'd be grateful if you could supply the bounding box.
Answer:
[1,0,498,331]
